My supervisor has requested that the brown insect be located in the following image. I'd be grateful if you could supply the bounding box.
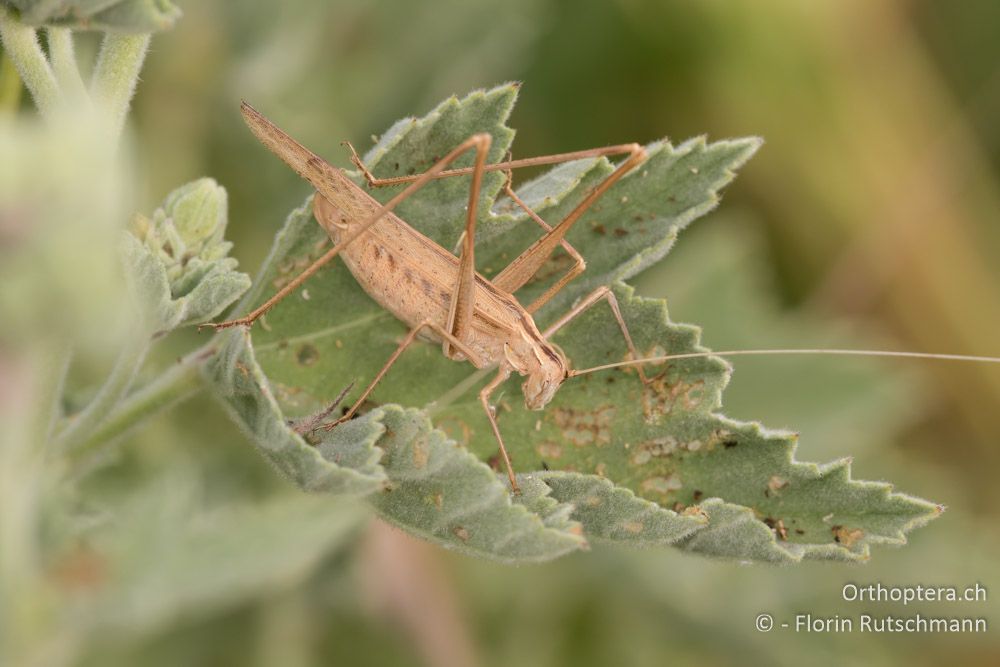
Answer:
[207,102,654,493]
[207,103,1000,493]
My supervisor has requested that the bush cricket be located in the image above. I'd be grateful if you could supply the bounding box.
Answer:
[206,103,1000,494]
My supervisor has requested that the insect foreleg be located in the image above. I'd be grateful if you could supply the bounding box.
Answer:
[478,366,518,493]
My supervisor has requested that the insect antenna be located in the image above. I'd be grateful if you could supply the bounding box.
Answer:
[568,348,1000,377]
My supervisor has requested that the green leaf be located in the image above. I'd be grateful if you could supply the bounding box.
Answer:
[4,0,181,33]
[204,327,388,496]
[125,178,251,332]
[539,471,708,547]
[220,84,939,562]
[481,135,763,322]
[82,477,363,636]
[361,83,517,248]
[370,406,587,563]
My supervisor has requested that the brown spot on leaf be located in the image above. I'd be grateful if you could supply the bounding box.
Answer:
[452,525,470,542]
[703,428,734,451]
[536,440,563,460]
[296,343,320,366]
[766,475,789,497]
[832,525,864,547]
[631,436,678,465]
[641,372,706,422]
[623,521,644,534]
[763,517,789,541]
[437,416,471,446]
[552,405,615,447]
[412,436,430,469]
[641,474,682,498]
[682,505,709,522]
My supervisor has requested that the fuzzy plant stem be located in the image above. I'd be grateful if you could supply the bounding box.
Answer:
[67,344,212,469]
[0,7,61,115]
[0,50,23,111]
[90,32,151,140]
[46,27,88,104]
[55,328,152,454]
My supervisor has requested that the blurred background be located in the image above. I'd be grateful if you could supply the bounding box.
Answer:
[4,0,999,665]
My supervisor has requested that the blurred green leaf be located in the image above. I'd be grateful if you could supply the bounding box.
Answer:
[0,116,125,348]
[125,178,251,332]
[85,477,363,636]
[3,0,181,33]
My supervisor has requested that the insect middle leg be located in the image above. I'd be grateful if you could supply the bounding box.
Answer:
[325,319,485,427]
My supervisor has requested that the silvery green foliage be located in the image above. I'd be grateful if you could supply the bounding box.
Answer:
[123,178,251,332]
[2,0,180,32]
[79,473,364,638]
[537,472,707,547]
[207,85,939,563]
[370,405,587,562]
[205,326,388,496]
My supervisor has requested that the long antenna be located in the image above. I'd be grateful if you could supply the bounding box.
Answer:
[569,348,1000,377]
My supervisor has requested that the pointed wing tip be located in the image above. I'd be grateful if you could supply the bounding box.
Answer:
[240,100,261,122]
